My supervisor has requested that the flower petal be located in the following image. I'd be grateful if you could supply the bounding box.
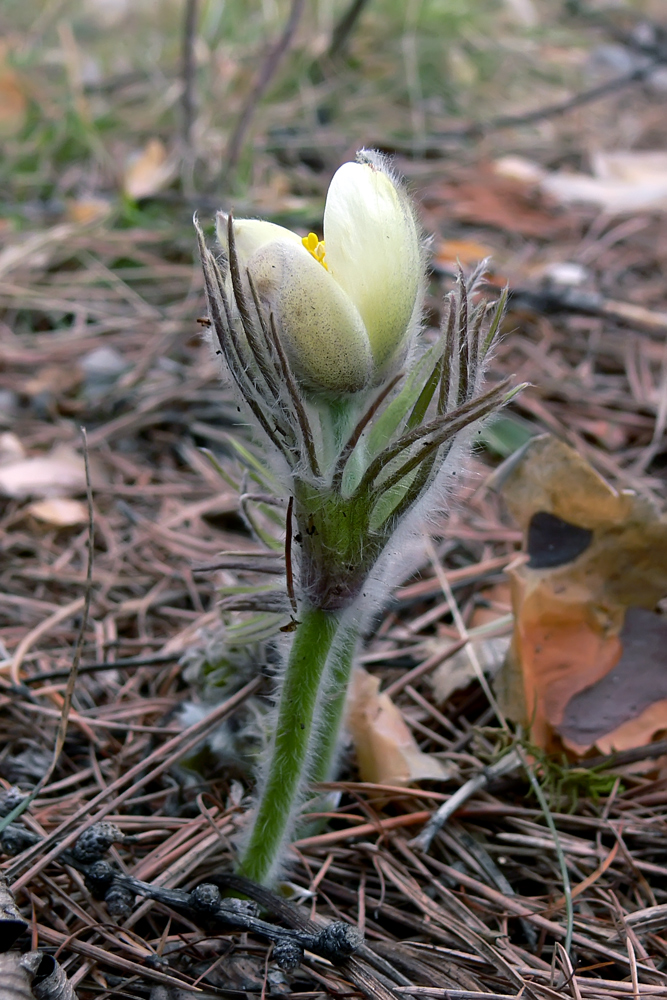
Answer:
[323,153,422,379]
[249,240,373,394]
[216,214,302,265]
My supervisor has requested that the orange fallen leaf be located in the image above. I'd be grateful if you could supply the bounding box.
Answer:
[494,435,667,755]
[434,238,495,270]
[0,44,27,137]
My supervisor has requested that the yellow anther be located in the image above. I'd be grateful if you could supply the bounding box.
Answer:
[302,232,328,270]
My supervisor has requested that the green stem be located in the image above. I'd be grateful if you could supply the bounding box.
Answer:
[306,618,360,785]
[237,605,340,885]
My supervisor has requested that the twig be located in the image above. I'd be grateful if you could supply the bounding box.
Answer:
[294,810,432,849]
[395,554,513,603]
[426,858,660,975]
[408,750,521,853]
[211,873,411,1000]
[585,737,667,771]
[434,265,667,339]
[82,69,151,94]
[420,60,666,145]
[22,652,181,684]
[180,0,199,196]
[181,0,199,149]
[574,3,667,66]
[1,817,361,973]
[545,841,619,917]
[56,427,95,761]
[5,597,86,686]
[222,0,306,184]
[424,536,507,729]
[328,0,372,59]
[627,935,641,1000]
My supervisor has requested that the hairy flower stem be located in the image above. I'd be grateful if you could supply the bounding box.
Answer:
[238,605,341,886]
[306,620,360,785]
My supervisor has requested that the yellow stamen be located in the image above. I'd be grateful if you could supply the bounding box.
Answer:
[302,232,328,270]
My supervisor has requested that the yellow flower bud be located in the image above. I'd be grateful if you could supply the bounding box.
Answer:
[324,152,422,379]
[217,151,422,395]
[249,240,373,394]
[215,215,302,259]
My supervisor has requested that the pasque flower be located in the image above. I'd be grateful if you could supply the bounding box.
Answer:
[196,149,518,887]
[216,150,422,394]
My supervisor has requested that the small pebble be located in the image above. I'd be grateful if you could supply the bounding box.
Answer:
[79,346,128,381]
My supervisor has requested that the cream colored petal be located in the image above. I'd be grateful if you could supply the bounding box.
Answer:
[323,155,422,378]
[249,240,373,395]
[216,214,301,266]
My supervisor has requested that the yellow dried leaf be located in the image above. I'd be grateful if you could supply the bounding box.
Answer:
[346,667,452,785]
[27,498,89,527]
[0,445,86,500]
[122,139,175,200]
[65,197,111,224]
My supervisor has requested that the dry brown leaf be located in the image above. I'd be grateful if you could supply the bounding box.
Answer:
[494,435,667,755]
[346,667,452,785]
[0,444,87,499]
[26,497,89,527]
[431,637,509,705]
[420,165,571,239]
[493,155,546,184]
[23,364,82,398]
[0,431,25,465]
[497,152,667,214]
[122,139,176,200]
[540,151,667,214]
[430,585,511,705]
[574,417,627,452]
